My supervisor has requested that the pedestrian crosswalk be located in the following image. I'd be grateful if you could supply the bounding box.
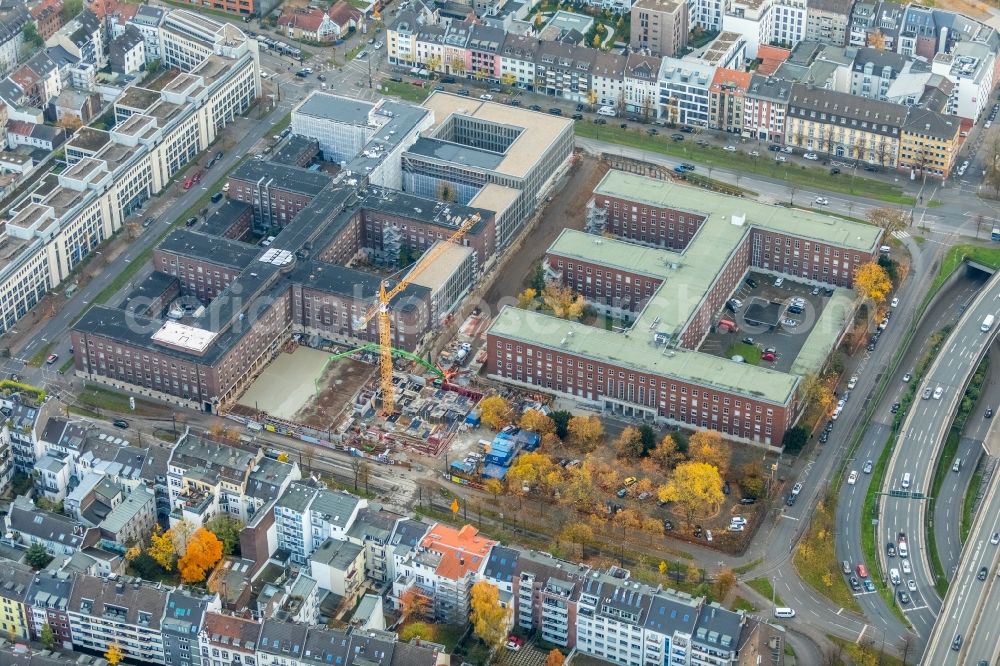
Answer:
[892,230,910,240]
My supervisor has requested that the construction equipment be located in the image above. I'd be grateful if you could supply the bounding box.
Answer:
[356,212,480,414]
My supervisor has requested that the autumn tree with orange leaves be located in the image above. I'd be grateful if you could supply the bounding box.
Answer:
[178,528,223,583]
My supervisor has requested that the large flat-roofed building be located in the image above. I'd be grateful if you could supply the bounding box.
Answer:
[403,92,574,250]
[72,95,563,414]
[291,94,433,190]
[486,170,881,446]
[0,8,259,339]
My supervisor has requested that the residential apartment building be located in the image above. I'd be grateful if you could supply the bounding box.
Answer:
[658,57,715,126]
[393,523,497,624]
[785,83,904,165]
[0,560,34,640]
[631,0,689,58]
[26,570,74,650]
[161,590,219,666]
[623,53,661,118]
[743,74,791,142]
[709,68,752,133]
[274,481,366,565]
[0,5,28,77]
[67,575,168,663]
[168,431,298,527]
[899,105,961,178]
[931,40,995,122]
[806,0,851,45]
[0,8,258,342]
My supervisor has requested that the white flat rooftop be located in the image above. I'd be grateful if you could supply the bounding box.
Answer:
[152,320,217,353]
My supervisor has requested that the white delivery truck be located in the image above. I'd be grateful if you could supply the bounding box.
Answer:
[597,106,617,117]
[983,314,995,332]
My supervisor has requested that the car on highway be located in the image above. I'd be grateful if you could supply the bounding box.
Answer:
[907,580,916,592]
[863,460,873,474]
[849,576,862,591]
[814,197,830,206]
[922,387,932,399]
[933,386,944,399]
[113,419,129,429]
[891,297,899,308]
[863,580,876,592]
[855,563,868,578]
[979,567,989,581]
[897,591,910,604]
[952,635,962,651]
[46,354,58,364]
[903,373,912,382]
[898,540,909,558]
[986,408,994,418]
[901,559,911,574]
[887,542,896,557]
[803,152,818,160]
[848,470,859,485]
[991,532,1000,545]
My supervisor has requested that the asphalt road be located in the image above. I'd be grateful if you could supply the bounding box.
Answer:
[876,269,1000,642]
[922,467,1000,665]
[932,344,1000,578]
[834,268,987,637]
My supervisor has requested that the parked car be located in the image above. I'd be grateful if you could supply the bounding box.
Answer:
[46,354,58,364]
[803,152,818,160]
[113,419,129,429]
[723,145,737,152]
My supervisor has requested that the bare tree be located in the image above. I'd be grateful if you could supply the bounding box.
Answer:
[900,633,916,665]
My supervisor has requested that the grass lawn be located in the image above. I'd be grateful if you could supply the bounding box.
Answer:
[377,79,430,104]
[731,596,755,612]
[930,244,1000,297]
[733,556,763,575]
[574,122,916,205]
[793,496,862,613]
[828,635,906,666]
[58,357,75,374]
[725,342,761,364]
[77,383,161,415]
[746,577,783,606]
[962,464,984,543]
[26,342,54,368]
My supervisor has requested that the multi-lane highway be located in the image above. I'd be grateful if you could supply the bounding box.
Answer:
[923,452,1000,665]
[877,269,1000,640]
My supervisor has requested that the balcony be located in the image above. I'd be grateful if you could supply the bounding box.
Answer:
[177,487,214,515]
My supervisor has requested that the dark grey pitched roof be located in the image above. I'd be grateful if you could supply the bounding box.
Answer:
[259,619,309,657]
[788,83,907,132]
[162,589,211,637]
[230,160,331,198]
[903,106,960,140]
[693,603,743,654]
[483,544,519,584]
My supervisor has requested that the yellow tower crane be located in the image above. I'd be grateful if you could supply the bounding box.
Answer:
[356,212,481,414]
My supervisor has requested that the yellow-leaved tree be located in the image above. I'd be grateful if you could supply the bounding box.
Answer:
[469,580,510,651]
[542,283,586,320]
[657,461,724,525]
[866,207,908,236]
[854,262,892,303]
[517,288,538,309]
[567,415,604,450]
[478,395,512,430]
[148,526,176,571]
[105,643,124,665]
[688,430,730,477]
[519,409,555,435]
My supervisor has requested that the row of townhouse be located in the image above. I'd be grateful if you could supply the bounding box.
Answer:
[391,8,962,176]
[0,9,259,341]
[0,558,446,666]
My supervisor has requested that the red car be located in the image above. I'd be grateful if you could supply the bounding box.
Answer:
[762,352,776,362]
[46,354,58,364]
[506,636,524,652]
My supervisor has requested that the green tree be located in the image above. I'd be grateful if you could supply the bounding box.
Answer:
[26,543,53,570]
[40,623,55,649]
[61,0,83,23]
[23,22,44,49]
[206,515,244,557]
[550,410,572,439]
[782,426,809,453]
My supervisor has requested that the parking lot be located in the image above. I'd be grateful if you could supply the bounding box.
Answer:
[699,271,836,373]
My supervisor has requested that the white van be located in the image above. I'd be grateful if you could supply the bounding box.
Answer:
[901,473,911,489]
[889,568,901,586]
[597,105,617,117]
[774,607,796,618]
